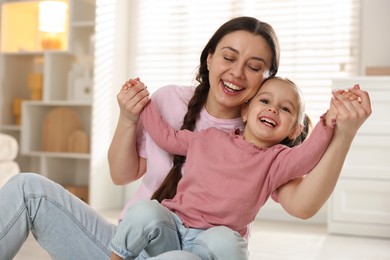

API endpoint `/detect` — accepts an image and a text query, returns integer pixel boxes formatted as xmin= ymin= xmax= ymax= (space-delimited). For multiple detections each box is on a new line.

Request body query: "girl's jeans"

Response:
xmin=0 ymin=173 xmax=205 ymax=260
xmin=111 ymin=200 xmax=249 ymax=260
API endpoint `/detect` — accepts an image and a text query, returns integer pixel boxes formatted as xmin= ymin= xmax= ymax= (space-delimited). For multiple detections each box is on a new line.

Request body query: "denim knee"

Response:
xmin=8 ymin=172 xmax=41 ymax=185
xmin=111 ymin=200 xmax=180 ymax=258
xmin=6 ymin=172 xmax=50 ymax=195
xmin=191 ymin=226 xmax=248 ymax=260
xmin=121 ymin=200 xmax=173 ymax=227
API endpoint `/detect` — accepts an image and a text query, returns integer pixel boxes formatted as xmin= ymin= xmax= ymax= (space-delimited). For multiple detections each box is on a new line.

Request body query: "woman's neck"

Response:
xmin=204 ymin=99 xmax=241 ymax=119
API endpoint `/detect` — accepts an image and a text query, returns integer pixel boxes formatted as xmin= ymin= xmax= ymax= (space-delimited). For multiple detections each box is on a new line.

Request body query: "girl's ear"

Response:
xmin=241 ymin=103 xmax=249 ymax=123
xmin=288 ymin=124 xmax=303 ymax=140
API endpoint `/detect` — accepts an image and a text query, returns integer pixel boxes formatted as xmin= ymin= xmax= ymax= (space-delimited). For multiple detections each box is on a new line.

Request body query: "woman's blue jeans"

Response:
xmin=111 ymin=200 xmax=249 ymax=260
xmin=0 ymin=173 xmax=209 ymax=259
xmin=0 ymin=173 xmax=117 ymax=259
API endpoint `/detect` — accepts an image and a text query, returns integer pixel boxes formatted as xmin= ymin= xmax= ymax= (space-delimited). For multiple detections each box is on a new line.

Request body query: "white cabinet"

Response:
xmin=328 ymin=76 xmax=390 ymax=238
xmin=0 ymin=0 xmax=101 ymax=206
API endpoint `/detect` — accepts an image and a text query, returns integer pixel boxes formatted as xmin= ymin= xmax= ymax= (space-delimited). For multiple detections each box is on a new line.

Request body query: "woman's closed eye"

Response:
xmin=224 ymin=55 xmax=235 ymax=62
xmin=247 ymin=62 xmax=264 ymax=72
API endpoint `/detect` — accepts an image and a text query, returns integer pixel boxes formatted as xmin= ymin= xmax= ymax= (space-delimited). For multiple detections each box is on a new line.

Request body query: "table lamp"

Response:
xmin=39 ymin=1 xmax=67 ymax=50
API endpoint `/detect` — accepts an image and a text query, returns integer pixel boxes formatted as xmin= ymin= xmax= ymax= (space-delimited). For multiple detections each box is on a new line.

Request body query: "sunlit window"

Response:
xmin=130 ymin=0 xmax=360 ymax=120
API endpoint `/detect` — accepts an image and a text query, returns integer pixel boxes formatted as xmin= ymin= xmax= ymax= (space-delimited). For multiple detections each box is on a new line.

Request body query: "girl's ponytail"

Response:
xmin=281 ymin=114 xmax=312 ymax=148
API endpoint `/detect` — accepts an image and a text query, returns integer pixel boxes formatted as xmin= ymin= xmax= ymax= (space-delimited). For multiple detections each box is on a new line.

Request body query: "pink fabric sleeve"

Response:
xmin=271 ymin=113 xmax=335 ymax=202
xmin=140 ymin=100 xmax=196 ymax=156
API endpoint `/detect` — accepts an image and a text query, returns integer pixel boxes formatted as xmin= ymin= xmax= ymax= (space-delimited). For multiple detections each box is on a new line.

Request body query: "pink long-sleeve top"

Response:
xmin=140 ymin=100 xmax=334 ymax=237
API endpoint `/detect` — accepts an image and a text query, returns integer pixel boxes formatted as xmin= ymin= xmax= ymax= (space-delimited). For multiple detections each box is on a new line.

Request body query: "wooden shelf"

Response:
xmin=0 ymin=0 xmax=97 ymax=205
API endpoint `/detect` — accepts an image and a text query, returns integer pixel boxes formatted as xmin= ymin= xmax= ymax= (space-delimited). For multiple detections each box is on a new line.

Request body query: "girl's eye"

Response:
xmin=260 ymin=99 xmax=269 ymax=104
xmin=281 ymin=106 xmax=291 ymax=113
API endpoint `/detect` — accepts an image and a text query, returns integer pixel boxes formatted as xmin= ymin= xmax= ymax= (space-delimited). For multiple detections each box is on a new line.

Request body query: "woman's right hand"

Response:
xmin=117 ymin=78 xmax=150 ymax=125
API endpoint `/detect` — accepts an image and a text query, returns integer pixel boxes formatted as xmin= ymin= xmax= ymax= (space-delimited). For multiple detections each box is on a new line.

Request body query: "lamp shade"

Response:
xmin=39 ymin=1 xmax=67 ymax=33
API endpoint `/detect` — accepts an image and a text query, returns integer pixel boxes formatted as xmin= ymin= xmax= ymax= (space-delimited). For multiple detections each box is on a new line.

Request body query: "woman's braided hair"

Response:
xmin=151 ymin=16 xmax=280 ymax=202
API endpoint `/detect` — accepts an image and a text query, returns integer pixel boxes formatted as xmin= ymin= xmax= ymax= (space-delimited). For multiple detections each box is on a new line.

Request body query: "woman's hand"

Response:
xmin=326 ymin=84 xmax=371 ymax=127
xmin=117 ymin=78 xmax=150 ymax=125
xmin=331 ymin=84 xmax=372 ymax=137
xmin=108 ymin=78 xmax=149 ymax=185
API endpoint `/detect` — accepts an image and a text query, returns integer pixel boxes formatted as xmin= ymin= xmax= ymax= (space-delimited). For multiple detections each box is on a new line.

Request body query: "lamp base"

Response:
xmin=41 ymin=33 xmax=62 ymax=50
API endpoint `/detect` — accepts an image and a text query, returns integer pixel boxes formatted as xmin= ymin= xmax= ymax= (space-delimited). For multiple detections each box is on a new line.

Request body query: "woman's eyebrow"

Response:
xmin=221 ymin=46 xmax=267 ymax=64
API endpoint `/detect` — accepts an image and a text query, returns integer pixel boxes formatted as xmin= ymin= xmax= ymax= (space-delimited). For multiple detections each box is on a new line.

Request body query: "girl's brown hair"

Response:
xmin=151 ymin=16 xmax=280 ymax=202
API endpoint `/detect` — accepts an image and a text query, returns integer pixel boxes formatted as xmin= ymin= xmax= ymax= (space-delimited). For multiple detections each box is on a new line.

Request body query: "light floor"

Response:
xmin=14 ymin=212 xmax=390 ymax=260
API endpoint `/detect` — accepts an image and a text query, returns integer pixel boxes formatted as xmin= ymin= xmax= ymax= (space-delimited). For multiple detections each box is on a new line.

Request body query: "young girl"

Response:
xmin=110 ymin=77 xmax=338 ymax=259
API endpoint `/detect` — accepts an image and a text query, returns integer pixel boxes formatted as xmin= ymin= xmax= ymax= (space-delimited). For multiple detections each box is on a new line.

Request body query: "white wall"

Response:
xmin=360 ymin=0 xmax=390 ymax=74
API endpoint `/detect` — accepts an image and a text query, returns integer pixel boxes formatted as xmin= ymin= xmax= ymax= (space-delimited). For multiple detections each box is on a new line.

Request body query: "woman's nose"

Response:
xmin=230 ymin=64 xmax=245 ymax=78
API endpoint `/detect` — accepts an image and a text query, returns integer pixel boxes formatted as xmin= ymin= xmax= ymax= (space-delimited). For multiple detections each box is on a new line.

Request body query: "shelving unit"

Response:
xmin=0 ymin=0 xmax=96 ymax=204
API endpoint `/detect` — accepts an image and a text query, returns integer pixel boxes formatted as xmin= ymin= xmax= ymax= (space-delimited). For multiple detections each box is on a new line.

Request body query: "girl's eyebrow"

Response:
xmin=258 ymin=91 xmax=297 ymax=110
xmin=221 ymin=46 xmax=267 ymax=64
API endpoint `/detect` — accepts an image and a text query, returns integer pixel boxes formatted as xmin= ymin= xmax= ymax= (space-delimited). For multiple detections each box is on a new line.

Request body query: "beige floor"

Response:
xmin=14 ymin=212 xmax=390 ymax=260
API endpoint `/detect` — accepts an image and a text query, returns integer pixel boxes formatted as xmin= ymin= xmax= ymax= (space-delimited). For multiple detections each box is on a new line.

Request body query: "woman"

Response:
xmin=0 ymin=17 xmax=371 ymax=259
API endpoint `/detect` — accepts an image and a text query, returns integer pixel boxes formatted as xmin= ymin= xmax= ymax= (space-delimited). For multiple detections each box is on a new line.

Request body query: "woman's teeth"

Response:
xmin=223 ymin=81 xmax=242 ymax=91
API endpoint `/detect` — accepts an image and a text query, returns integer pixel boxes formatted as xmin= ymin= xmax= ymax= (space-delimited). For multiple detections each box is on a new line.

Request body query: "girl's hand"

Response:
xmin=326 ymin=84 xmax=362 ymax=127
xmin=117 ymin=78 xmax=150 ymax=124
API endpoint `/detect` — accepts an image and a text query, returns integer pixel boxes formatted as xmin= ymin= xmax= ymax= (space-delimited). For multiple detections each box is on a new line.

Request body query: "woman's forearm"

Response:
xmin=277 ymin=86 xmax=371 ymax=219
xmin=277 ymin=131 xmax=353 ymax=219
xmin=108 ymin=79 xmax=149 ymax=185
xmin=108 ymin=116 xmax=146 ymax=185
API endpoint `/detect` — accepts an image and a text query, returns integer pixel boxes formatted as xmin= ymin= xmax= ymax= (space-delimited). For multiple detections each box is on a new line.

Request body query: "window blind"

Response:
xmin=130 ymin=0 xmax=360 ymax=120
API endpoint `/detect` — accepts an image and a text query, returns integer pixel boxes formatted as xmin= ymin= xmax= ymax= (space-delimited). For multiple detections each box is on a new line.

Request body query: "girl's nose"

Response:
xmin=268 ymin=107 xmax=278 ymax=114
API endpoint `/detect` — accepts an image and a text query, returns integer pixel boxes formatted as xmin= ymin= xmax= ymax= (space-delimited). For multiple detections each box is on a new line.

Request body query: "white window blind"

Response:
xmin=130 ymin=0 xmax=360 ymax=120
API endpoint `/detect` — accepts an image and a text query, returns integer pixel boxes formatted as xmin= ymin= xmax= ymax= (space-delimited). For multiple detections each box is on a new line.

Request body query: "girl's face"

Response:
xmin=241 ymin=78 xmax=303 ymax=148
xmin=206 ymin=30 xmax=273 ymax=119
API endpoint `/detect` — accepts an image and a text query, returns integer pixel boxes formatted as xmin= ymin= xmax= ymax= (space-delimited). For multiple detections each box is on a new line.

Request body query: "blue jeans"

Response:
xmin=0 ymin=173 xmax=206 ymax=260
xmin=111 ymin=200 xmax=249 ymax=260
xmin=0 ymin=173 xmax=117 ymax=259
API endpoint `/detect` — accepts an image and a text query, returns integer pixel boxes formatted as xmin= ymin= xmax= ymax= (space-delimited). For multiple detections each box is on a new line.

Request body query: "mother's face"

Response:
xmin=206 ymin=30 xmax=273 ymax=118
